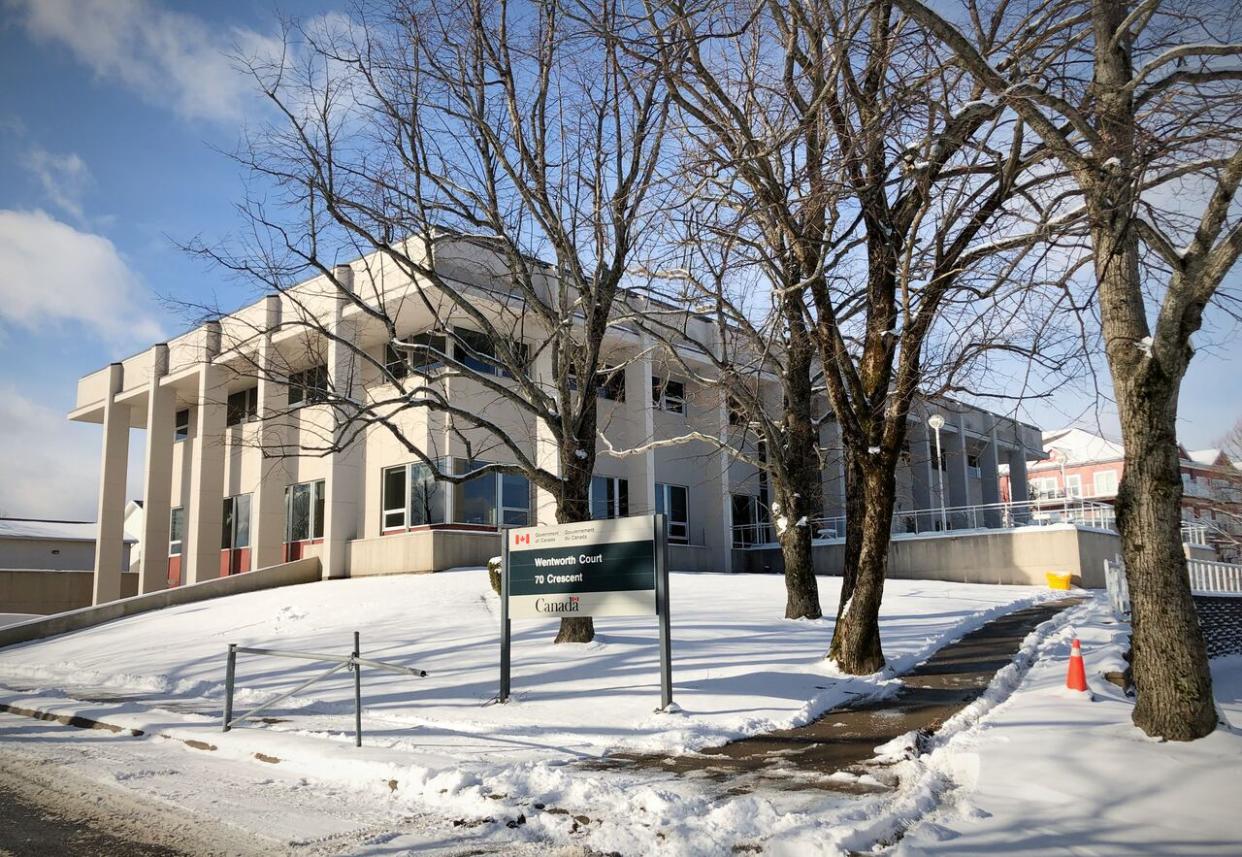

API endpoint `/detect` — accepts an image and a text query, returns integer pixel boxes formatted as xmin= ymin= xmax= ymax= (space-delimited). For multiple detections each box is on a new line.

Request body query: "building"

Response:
xmin=0 ymin=517 xmax=136 ymax=614
xmin=999 ymin=427 xmax=1242 ymax=560
xmin=70 ymin=238 xmax=1044 ymax=603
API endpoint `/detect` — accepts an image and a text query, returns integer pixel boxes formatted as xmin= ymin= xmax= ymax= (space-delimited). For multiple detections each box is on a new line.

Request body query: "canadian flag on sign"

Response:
xmin=514 ymin=533 xmax=530 ymax=545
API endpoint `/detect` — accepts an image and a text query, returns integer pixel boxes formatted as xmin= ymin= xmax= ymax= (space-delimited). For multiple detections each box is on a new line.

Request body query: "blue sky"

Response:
xmin=0 ymin=0 xmax=1238 ymax=520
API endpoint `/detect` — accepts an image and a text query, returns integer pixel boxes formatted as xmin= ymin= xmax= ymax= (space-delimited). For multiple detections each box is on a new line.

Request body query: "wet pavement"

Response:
xmin=595 ymin=598 xmax=1082 ymax=794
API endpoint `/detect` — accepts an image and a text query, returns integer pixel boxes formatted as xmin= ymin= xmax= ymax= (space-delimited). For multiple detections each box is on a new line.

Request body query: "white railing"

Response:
xmin=732 ymin=497 xmax=1117 ymax=548
xmin=1182 ymin=523 xmax=1210 ymax=545
xmin=1188 ymin=558 xmax=1242 ymax=594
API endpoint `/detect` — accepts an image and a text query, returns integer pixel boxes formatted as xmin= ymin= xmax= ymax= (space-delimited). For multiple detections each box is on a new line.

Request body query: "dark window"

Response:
xmin=656 ymin=483 xmax=689 ymax=544
xmin=409 ymin=463 xmax=446 ymax=526
xmin=454 ymin=458 xmax=497 ymax=526
xmin=288 ymin=365 xmax=329 ymax=406
xmin=590 ymin=476 xmax=629 ymax=520
xmin=384 ymin=343 xmax=409 ymax=381
xmin=226 ymin=387 xmax=258 ymax=426
xmin=382 ymin=465 xmax=408 ymax=530
xmin=221 ymin=494 xmax=251 ymax=549
xmin=285 ymin=480 xmax=325 ymax=542
xmin=408 ymin=332 xmax=447 ymax=372
xmin=569 ymin=364 xmax=626 ymax=401
xmin=727 ymin=396 xmax=745 ymax=426
xmin=453 ymin=328 xmax=498 ymax=375
xmin=652 ymin=377 xmax=686 ymax=414
xmin=174 ymin=409 xmax=189 ymax=441
xmin=169 ymin=507 xmax=184 ymax=555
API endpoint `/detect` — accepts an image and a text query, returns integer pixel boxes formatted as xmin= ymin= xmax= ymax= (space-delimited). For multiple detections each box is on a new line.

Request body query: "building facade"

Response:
xmin=71 ymin=239 xmax=1044 ymax=603
xmin=999 ymin=427 xmax=1242 ymax=560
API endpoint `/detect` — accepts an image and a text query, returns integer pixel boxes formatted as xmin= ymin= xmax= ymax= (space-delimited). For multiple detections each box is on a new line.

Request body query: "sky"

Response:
xmin=0 ymin=0 xmax=1239 ymax=521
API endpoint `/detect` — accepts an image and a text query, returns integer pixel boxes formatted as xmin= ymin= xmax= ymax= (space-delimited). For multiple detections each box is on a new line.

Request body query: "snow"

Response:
xmin=0 ymin=571 xmax=1064 ymax=855
xmin=1137 ymin=334 xmax=1154 ymax=357
xmin=2 ymin=578 xmax=1237 ymax=855
xmin=0 ymin=517 xmax=105 ymax=542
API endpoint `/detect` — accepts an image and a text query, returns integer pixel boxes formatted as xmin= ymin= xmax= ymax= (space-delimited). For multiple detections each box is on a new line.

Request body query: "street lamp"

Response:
xmin=928 ymin=414 xmax=948 ymax=531
xmin=1050 ymin=447 xmax=1070 ymax=521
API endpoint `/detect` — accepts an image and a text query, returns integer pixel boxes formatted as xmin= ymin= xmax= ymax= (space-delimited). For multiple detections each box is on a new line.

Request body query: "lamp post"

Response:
xmin=928 ymin=414 xmax=948 ymax=531
xmin=1050 ymin=447 xmax=1070 ymax=521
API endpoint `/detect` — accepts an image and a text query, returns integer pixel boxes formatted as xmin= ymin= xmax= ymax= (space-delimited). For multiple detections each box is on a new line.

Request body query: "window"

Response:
xmin=569 ymin=364 xmax=626 ymax=401
xmin=1066 ymin=474 xmax=1083 ymax=498
xmin=288 ymin=365 xmax=329 ymax=406
xmin=500 ymin=474 xmax=531 ymax=526
xmin=656 ymin=483 xmax=689 ymax=544
xmin=169 ymin=507 xmax=184 ymax=556
xmin=966 ymin=453 xmax=981 ymax=478
xmin=652 ymin=377 xmax=686 ymax=414
xmin=285 ymin=480 xmax=326 ymax=542
xmin=590 ymin=476 xmax=629 ymax=520
xmin=451 ymin=328 xmax=530 ymax=377
xmin=1032 ymin=476 xmax=1059 ymax=499
xmin=382 ymin=465 xmax=408 ymax=530
xmin=731 ymin=494 xmax=771 ymax=547
xmin=221 ymin=494 xmax=251 ymax=550
xmin=454 ymin=458 xmax=499 ymax=525
xmin=174 ymin=409 xmax=189 ymax=442
xmin=1094 ymin=469 xmax=1119 ymax=497
xmin=409 ymin=463 xmax=446 ymax=526
xmin=727 ymin=395 xmax=746 ymax=426
xmin=226 ymin=386 xmax=258 ymax=426
xmin=384 ymin=343 xmax=409 ymax=381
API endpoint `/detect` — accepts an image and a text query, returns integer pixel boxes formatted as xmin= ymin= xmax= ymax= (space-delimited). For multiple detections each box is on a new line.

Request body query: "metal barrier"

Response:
xmin=222 ymin=632 xmax=428 ymax=747
xmin=1104 ymin=555 xmax=1242 ymax=621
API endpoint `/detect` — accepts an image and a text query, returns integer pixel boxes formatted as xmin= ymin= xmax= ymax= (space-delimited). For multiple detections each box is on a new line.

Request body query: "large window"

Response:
xmin=288 ymin=365 xmax=329 ymax=406
xmin=655 ymin=482 xmax=689 ymax=544
xmin=285 ymin=479 xmax=326 ymax=542
xmin=383 ymin=343 xmax=410 ymax=381
xmin=221 ymin=494 xmax=252 ymax=550
xmin=1093 ymin=469 xmax=1119 ymax=497
xmin=174 ymin=409 xmax=189 ymax=442
xmin=1031 ymin=476 xmax=1059 ymax=499
xmin=590 ymin=476 xmax=629 ymax=520
xmin=1066 ymin=474 xmax=1083 ymax=498
xmin=652 ymin=377 xmax=686 ymax=414
xmin=569 ymin=364 xmax=626 ymax=401
xmin=169 ymin=507 xmax=185 ymax=556
xmin=226 ymin=386 xmax=258 ymax=426
xmin=731 ymin=494 xmax=771 ymax=547
xmin=381 ymin=459 xmax=527 ymax=530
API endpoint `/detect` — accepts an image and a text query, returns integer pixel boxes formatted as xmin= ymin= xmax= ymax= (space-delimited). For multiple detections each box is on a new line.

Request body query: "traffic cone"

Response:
xmin=1066 ymin=639 xmax=1088 ymax=692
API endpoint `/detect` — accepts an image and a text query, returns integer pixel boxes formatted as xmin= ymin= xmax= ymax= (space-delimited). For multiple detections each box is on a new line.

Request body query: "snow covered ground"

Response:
xmin=0 ymin=570 xmax=1238 ymax=855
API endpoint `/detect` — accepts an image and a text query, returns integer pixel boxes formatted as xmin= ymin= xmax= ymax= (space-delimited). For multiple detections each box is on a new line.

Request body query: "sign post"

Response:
xmin=499 ymin=514 xmax=672 ymax=710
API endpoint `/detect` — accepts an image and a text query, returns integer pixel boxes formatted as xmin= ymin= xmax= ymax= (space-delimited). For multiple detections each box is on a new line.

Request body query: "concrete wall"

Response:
xmin=347 ymin=529 xmax=501 ymax=576
xmin=0 ymin=558 xmax=320 ymax=649
xmin=0 ymin=570 xmax=139 ymax=615
xmin=733 ymin=525 xmax=1121 ymax=589
xmin=0 ymin=538 xmax=99 ymax=572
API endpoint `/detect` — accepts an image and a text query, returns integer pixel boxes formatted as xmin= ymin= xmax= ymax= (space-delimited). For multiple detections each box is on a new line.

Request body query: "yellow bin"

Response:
xmin=1046 ymin=572 xmax=1072 ymax=590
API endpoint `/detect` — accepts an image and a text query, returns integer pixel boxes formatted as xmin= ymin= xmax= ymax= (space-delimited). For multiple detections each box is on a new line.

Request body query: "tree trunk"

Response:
xmin=776 ymin=459 xmax=823 ymax=620
xmin=829 ymin=459 xmax=895 ymax=673
xmin=1113 ymin=360 xmax=1216 ymax=740
xmin=554 ymin=430 xmax=596 ymax=644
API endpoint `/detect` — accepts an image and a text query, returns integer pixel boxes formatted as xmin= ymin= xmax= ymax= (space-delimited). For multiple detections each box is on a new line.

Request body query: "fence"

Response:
xmin=222 ymin=632 xmax=427 ymax=747
xmin=1104 ymin=555 xmax=1242 ymax=619
xmin=733 ymin=497 xmax=1118 ymax=548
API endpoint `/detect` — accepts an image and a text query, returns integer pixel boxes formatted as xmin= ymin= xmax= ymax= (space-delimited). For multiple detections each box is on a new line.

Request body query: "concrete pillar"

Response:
xmin=908 ymin=419 xmax=934 ymax=533
xmin=138 ymin=345 xmax=174 ymax=594
xmin=982 ymin=424 xmax=1002 ymax=528
xmin=532 ymin=343 xmax=560 ymax=525
xmin=252 ymin=296 xmax=287 ymax=569
xmin=946 ymin=416 xmax=970 ymax=529
xmin=92 ymin=363 xmax=129 ymax=604
xmin=624 ymin=340 xmax=657 ymax=515
xmin=715 ymin=399 xmax=734 ymax=573
xmin=186 ymin=326 xmax=227 ymax=585
xmin=1007 ymin=434 xmax=1031 ymax=524
xmin=323 ymin=264 xmax=360 ymax=578
xmin=822 ymin=419 xmax=847 ymax=520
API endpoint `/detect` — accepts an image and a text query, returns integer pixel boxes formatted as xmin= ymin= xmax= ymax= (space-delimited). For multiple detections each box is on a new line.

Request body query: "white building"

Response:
xmin=70 ymin=238 xmax=1042 ymax=603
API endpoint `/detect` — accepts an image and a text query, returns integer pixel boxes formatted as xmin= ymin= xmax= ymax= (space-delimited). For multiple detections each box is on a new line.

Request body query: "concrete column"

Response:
xmin=1007 ymin=434 xmax=1031 ymax=524
xmin=714 ymin=400 xmax=734 ymax=573
xmin=624 ymin=340 xmax=657 ymax=515
xmin=92 ymin=363 xmax=129 ymax=604
xmin=822 ymin=419 xmax=847 ymax=520
xmin=908 ymin=420 xmax=934 ymax=533
xmin=532 ymin=343 xmax=560 ymax=525
xmin=252 ymin=296 xmax=287 ymax=569
xmin=981 ymin=424 xmax=1002 ymax=528
xmin=945 ymin=416 xmax=970 ymax=529
xmin=323 ymin=265 xmax=360 ymax=579
xmin=186 ymin=327 xmax=227 ymax=585
xmin=138 ymin=345 xmax=174 ymax=594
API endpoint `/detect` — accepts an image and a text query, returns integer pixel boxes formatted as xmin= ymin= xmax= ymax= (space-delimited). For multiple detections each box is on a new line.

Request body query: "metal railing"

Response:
xmin=222 ymin=632 xmax=427 ymax=747
xmin=1105 ymin=555 xmax=1242 ymax=620
xmin=732 ymin=498 xmax=1118 ymax=548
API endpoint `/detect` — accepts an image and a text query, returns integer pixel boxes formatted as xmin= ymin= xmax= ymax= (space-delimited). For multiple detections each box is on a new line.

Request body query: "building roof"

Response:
xmin=1040 ymin=427 xmax=1126 ymax=466
xmin=1186 ymin=448 xmax=1227 ymax=467
xmin=0 ymin=518 xmax=134 ymax=543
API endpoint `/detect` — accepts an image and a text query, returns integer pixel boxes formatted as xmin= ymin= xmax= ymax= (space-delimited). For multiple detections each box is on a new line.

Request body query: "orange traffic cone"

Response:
xmin=1066 ymin=639 xmax=1088 ymax=692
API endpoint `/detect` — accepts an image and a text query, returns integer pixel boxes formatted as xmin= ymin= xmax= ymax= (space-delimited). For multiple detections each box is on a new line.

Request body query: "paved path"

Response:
xmin=598 ymin=598 xmax=1082 ymax=793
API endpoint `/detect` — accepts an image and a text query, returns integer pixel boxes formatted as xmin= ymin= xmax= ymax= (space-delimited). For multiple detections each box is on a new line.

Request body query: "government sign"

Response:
xmin=498 ymin=514 xmax=673 ymax=710
xmin=505 ymin=515 xmax=658 ymax=618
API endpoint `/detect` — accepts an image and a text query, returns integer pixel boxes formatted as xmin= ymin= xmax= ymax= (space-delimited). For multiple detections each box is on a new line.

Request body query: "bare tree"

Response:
xmin=640 ymin=0 xmax=1076 ymax=670
xmin=1220 ymin=417 xmax=1242 ymax=463
xmin=195 ymin=0 xmax=670 ymax=644
xmin=895 ymin=0 xmax=1242 ymax=739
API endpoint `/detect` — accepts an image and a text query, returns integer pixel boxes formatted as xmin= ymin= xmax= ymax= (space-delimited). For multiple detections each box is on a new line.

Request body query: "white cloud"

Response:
xmin=20 ymin=147 xmax=93 ymax=222
xmin=8 ymin=0 xmax=281 ymax=123
xmin=0 ymin=384 xmax=146 ymax=520
xmin=0 ymin=209 xmax=164 ymax=345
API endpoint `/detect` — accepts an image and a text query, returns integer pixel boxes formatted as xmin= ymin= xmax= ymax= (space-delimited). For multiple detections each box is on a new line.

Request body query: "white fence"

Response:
xmin=1104 ymin=555 xmax=1242 ymax=619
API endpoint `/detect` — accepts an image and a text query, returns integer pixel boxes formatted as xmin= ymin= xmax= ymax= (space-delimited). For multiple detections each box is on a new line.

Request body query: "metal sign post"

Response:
xmin=498 ymin=513 xmax=673 ymax=710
